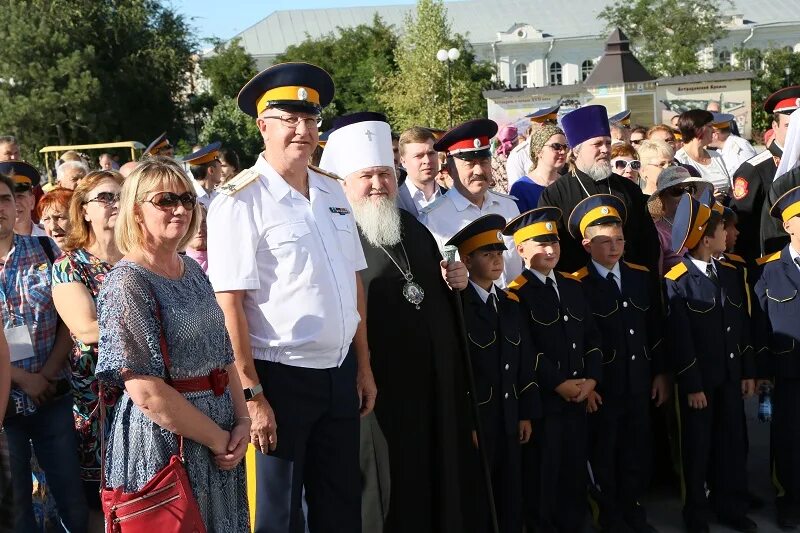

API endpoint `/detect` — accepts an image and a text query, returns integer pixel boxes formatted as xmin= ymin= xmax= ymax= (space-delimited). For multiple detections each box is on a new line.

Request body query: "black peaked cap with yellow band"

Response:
xmin=711 ymin=112 xmax=735 ymax=130
xmin=237 ymin=62 xmax=335 ymax=118
xmin=182 ymin=141 xmax=221 ymax=167
xmin=503 ymin=207 xmax=562 ymax=245
xmin=525 ymin=104 xmax=560 ymax=124
xmin=0 ymin=160 xmax=40 ymax=191
xmin=671 ymin=189 xmax=717 ymax=253
xmin=434 ymin=118 xmax=498 ymax=160
xmin=567 ymin=194 xmax=627 ymax=240
xmin=771 ymin=185 xmax=800 ymax=222
xmin=445 ymin=214 xmax=508 ymax=257
xmin=609 ymin=109 xmax=631 ymax=127
xmin=144 ymin=132 xmax=171 ymax=157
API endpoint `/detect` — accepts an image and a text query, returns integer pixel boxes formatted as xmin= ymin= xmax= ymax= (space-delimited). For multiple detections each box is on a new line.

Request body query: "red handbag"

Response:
xmin=99 ymin=302 xmax=206 ymax=533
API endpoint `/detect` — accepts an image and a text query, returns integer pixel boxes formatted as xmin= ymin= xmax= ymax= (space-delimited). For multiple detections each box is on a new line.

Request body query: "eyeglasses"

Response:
xmin=613 ymin=159 xmax=641 ymax=171
xmin=647 ymin=161 xmax=676 ymax=169
xmin=143 ymin=191 xmax=197 ymax=211
xmin=544 ymin=143 xmax=569 ymax=152
xmin=261 ymin=114 xmax=322 ymax=130
xmin=84 ymin=192 xmax=120 ymax=206
xmin=666 ymin=184 xmax=697 ymax=197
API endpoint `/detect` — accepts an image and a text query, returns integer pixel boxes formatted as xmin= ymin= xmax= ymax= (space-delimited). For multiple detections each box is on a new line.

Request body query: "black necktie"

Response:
xmin=794 ymin=257 xmax=800 ymax=270
xmin=488 ymin=293 xmax=498 ymax=314
xmin=606 ymin=271 xmax=622 ymax=298
xmin=545 ymin=276 xmax=559 ymax=301
xmin=706 ymin=262 xmax=719 ymax=285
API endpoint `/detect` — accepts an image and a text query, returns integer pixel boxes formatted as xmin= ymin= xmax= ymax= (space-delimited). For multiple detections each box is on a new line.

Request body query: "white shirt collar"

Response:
xmin=448 ymin=186 xmax=497 ymax=212
xmin=688 ymin=255 xmax=716 ymax=278
xmin=469 ymin=280 xmax=497 ymax=304
xmin=789 ymin=245 xmax=800 ymax=268
xmin=591 ymin=260 xmax=621 ymax=286
xmin=528 ymin=268 xmax=558 ymax=287
xmin=404 ymin=178 xmax=440 ymax=203
xmin=256 ymin=154 xmax=330 ymax=202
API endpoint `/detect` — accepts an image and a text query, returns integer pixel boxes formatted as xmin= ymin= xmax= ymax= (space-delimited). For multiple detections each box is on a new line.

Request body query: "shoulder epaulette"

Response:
xmin=419 ymin=195 xmax=448 ymax=215
xmin=571 ymin=267 xmax=589 ymax=280
xmin=744 ymin=149 xmax=772 ymax=166
xmin=623 ymin=261 xmax=649 ymax=272
xmin=724 ymin=253 xmax=746 ymax=264
xmin=218 ymin=168 xmax=260 ymax=196
xmin=504 ymin=290 xmax=520 ymax=302
xmin=308 ymin=164 xmax=342 ymax=181
xmin=665 ymin=262 xmax=688 ymax=281
xmin=507 ymin=274 xmax=528 ymax=291
xmin=558 ymin=270 xmax=581 ymax=282
xmin=756 ymin=251 xmax=781 ymax=266
xmin=718 ymin=260 xmax=736 ymax=270
xmin=488 ymin=189 xmax=519 ymax=202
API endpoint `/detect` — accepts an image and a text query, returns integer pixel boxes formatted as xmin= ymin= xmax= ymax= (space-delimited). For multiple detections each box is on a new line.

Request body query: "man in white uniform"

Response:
xmin=710 ymin=112 xmax=757 ymax=176
xmin=422 ymin=118 xmax=522 ymax=287
xmin=208 ymin=62 xmax=375 ymax=533
xmin=183 ymin=141 xmax=222 ymax=209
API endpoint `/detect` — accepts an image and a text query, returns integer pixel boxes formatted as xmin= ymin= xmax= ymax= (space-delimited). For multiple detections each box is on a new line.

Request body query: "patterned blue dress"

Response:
xmin=95 ymin=257 xmax=249 ymax=532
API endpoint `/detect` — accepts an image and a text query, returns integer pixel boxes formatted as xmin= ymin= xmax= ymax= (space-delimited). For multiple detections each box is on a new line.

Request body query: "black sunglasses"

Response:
xmin=544 ymin=143 xmax=569 ymax=152
xmin=84 ymin=192 xmax=120 ymax=206
xmin=143 ymin=191 xmax=197 ymax=211
xmin=666 ymin=184 xmax=697 ymax=197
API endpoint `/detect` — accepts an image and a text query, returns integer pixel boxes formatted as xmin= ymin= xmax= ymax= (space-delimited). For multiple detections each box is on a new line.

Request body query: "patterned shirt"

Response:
xmin=1 ymin=234 xmax=63 ymax=416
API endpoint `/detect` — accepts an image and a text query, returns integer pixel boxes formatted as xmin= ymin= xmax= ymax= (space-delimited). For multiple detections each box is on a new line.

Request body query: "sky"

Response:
xmin=171 ymin=0 xmax=417 ymax=44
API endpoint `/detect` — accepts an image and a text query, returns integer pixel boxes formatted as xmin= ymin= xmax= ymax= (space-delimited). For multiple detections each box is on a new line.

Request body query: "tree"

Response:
xmin=378 ymin=0 xmax=495 ymax=131
xmin=735 ymin=47 xmax=800 ymax=136
xmin=199 ymin=97 xmax=263 ymax=168
xmin=0 ymin=0 xmax=195 ymax=162
xmin=276 ymin=15 xmax=398 ymax=122
xmin=600 ymin=0 xmax=731 ymax=77
xmin=201 ymin=38 xmax=257 ymax=101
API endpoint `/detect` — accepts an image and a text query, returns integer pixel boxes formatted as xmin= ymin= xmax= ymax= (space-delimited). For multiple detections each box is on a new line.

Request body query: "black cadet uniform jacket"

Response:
xmin=462 ymin=283 xmax=541 ymax=435
xmin=573 ymin=261 xmax=665 ymax=396
xmin=508 ymin=269 xmax=602 ymax=414
xmin=753 ymin=246 xmax=800 ymax=379
xmin=665 ymin=258 xmax=755 ymax=394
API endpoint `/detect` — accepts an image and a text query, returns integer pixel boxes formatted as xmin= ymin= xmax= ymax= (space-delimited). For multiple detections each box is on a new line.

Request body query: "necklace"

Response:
xmin=378 ymin=241 xmax=424 ymax=309
xmin=574 ymin=169 xmax=612 ymax=198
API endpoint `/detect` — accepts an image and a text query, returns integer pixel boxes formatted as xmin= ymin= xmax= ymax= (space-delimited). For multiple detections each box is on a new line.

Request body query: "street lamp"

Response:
xmin=785 ymin=66 xmax=792 ymax=87
xmin=437 ymin=47 xmax=460 ymax=127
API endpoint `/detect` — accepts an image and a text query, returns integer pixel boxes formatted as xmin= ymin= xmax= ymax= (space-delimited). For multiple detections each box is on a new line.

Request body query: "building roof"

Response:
xmin=583 ymin=28 xmax=654 ymax=86
xmin=232 ymin=0 xmax=800 ymax=59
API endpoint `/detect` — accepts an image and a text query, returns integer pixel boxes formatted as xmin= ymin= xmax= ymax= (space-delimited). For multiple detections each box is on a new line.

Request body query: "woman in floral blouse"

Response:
xmin=51 ymin=170 xmax=123 ymax=528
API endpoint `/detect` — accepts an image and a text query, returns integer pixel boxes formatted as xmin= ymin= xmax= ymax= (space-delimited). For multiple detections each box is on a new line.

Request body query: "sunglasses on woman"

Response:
xmin=666 ymin=184 xmax=698 ymax=197
xmin=613 ymin=159 xmax=641 ymax=171
xmin=143 ymin=192 xmax=197 ymax=211
xmin=84 ymin=192 xmax=120 ymax=206
xmin=544 ymin=143 xmax=569 ymax=152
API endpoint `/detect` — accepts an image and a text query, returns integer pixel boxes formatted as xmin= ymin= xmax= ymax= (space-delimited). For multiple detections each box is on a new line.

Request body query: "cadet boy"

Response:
xmin=665 ymin=192 xmax=756 ymax=533
xmin=505 ymin=207 xmax=602 ymax=533
xmin=568 ymin=194 xmax=667 ymax=533
xmin=446 ymin=214 xmax=538 ymax=533
xmin=754 ymin=181 xmax=800 ymax=529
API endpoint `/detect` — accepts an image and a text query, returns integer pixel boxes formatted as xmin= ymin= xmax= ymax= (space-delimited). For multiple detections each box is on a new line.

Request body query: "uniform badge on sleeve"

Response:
xmin=329 ymin=206 xmax=350 ymax=215
xmin=732 ymin=177 xmax=749 ymax=200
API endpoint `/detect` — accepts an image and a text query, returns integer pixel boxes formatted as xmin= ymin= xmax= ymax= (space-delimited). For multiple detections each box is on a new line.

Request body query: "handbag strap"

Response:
xmin=99 ymin=266 xmax=185 ymax=492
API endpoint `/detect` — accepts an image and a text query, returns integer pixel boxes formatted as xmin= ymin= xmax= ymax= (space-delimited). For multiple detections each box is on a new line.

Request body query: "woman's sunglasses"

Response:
xmin=143 ymin=192 xmax=197 ymax=211
xmin=613 ymin=159 xmax=641 ymax=171
xmin=666 ymin=184 xmax=698 ymax=197
xmin=84 ymin=192 xmax=120 ymax=206
xmin=544 ymin=143 xmax=569 ymax=152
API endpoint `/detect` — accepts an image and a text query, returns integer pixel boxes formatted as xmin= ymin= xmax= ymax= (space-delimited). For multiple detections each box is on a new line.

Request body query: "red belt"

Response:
xmin=170 ymin=368 xmax=229 ymax=396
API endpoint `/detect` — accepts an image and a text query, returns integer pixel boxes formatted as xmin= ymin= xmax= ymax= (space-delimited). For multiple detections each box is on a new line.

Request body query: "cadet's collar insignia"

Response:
xmin=473 ymin=138 xmax=481 ymax=148
xmin=329 ymin=206 xmax=350 ymax=215
xmin=297 ymin=87 xmax=308 ymax=100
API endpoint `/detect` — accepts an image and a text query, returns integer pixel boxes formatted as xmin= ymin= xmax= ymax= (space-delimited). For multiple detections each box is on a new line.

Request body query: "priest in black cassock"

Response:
xmin=319 ymin=112 xmax=479 ymax=533
xmin=538 ymin=105 xmax=660 ymax=274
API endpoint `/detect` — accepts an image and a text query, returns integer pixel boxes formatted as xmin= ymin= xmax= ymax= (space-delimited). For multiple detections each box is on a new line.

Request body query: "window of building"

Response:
xmin=716 ymin=49 xmax=731 ymax=68
xmin=549 ymin=61 xmax=562 ymax=86
xmin=581 ymin=59 xmax=594 ymax=81
xmin=514 ymin=63 xmax=529 ymax=88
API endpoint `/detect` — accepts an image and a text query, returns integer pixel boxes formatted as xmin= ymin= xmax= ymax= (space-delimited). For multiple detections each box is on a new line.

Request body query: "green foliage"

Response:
xmin=276 ymin=14 xmax=398 ymax=123
xmin=600 ymin=0 xmax=730 ymax=77
xmin=378 ymin=0 xmax=495 ymax=131
xmin=199 ymin=97 xmax=262 ymax=168
xmin=201 ymin=38 xmax=257 ymax=101
xmin=0 ymin=0 xmax=195 ymax=163
xmin=735 ymin=47 xmax=800 ymax=135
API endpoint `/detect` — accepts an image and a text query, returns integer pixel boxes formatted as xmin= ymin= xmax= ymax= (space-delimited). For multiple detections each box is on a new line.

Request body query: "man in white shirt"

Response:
xmin=506 ymin=105 xmax=560 ymax=188
xmin=208 ymin=62 xmax=374 ymax=533
xmin=395 ymin=126 xmax=443 ymax=220
xmin=710 ymin=113 xmax=757 ymax=177
xmin=183 ymin=141 xmax=222 ymax=209
xmin=422 ymin=118 xmax=522 ymax=287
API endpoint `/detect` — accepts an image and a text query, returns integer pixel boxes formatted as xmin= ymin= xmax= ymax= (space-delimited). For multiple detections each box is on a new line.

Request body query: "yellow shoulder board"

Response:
xmin=571 ymin=267 xmax=589 ymax=280
xmin=308 ymin=164 xmax=343 ymax=181
xmin=725 ymin=253 xmax=746 ymax=264
xmin=623 ymin=261 xmax=649 ymax=272
xmin=504 ymin=290 xmax=520 ymax=302
xmin=718 ymin=260 xmax=736 ymax=270
xmin=665 ymin=262 xmax=688 ymax=281
xmin=507 ymin=274 xmax=528 ymax=291
xmin=558 ymin=270 xmax=581 ymax=282
xmin=756 ymin=251 xmax=781 ymax=266
xmin=218 ymin=168 xmax=260 ymax=196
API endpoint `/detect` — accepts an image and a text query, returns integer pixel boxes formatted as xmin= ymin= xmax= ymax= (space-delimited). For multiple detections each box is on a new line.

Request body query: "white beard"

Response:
xmin=351 ymin=194 xmax=402 ymax=248
xmin=581 ymin=159 xmax=613 ymax=182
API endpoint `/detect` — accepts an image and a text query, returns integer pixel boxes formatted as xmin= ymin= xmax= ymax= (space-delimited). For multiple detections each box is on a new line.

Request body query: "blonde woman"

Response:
xmin=95 ymin=157 xmax=249 ymax=531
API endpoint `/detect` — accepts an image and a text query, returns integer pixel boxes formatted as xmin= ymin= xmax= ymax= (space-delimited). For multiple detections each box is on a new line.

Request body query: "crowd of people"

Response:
xmin=0 ymin=60 xmax=800 ymax=533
